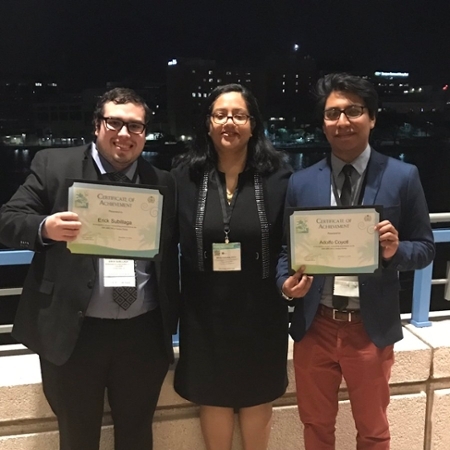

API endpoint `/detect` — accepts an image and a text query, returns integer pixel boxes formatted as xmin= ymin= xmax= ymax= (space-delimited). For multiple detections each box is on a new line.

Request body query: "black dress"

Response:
xmin=173 ymin=165 xmax=291 ymax=408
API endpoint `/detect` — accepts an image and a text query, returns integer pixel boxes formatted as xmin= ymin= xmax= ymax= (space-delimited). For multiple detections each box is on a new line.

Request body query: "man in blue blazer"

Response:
xmin=277 ymin=73 xmax=435 ymax=449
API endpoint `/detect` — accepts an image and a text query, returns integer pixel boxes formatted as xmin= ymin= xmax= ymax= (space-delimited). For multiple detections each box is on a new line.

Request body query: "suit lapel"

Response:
xmin=363 ymin=149 xmax=386 ymax=205
xmin=317 ymin=158 xmax=331 ymax=206
xmin=137 ymin=157 xmax=157 ymax=185
xmin=81 ymin=145 xmax=99 ymax=181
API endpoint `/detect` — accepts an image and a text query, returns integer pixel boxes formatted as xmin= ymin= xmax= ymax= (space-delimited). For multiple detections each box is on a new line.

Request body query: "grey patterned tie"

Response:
xmin=105 ymin=171 xmax=131 ymax=183
xmin=332 ymin=164 xmax=354 ymax=311
xmin=105 ymin=171 xmax=137 ymax=310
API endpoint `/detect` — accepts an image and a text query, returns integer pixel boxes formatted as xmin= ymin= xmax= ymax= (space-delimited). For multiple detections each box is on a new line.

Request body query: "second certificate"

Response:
xmin=289 ymin=207 xmax=381 ymax=275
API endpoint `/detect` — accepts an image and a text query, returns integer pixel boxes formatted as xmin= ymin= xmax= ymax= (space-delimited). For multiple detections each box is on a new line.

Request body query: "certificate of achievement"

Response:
xmin=288 ymin=207 xmax=381 ymax=275
xmin=67 ymin=180 xmax=164 ymax=259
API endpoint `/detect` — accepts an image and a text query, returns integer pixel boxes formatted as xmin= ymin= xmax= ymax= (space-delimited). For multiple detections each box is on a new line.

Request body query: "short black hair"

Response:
xmin=314 ymin=73 xmax=378 ymax=120
xmin=173 ymin=83 xmax=283 ymax=178
xmin=93 ymin=87 xmax=152 ymax=130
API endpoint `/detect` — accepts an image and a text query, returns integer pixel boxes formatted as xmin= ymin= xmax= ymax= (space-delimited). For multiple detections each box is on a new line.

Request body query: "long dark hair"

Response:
xmin=173 ymin=84 xmax=283 ymax=179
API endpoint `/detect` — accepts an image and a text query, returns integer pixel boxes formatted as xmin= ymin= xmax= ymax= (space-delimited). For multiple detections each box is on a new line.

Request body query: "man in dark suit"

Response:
xmin=0 ymin=88 xmax=179 ymax=450
xmin=276 ymin=74 xmax=435 ymax=449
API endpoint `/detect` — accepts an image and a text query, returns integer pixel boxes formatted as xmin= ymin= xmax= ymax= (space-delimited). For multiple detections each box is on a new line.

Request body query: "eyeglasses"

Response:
xmin=102 ymin=116 xmax=147 ymax=135
xmin=209 ymin=112 xmax=252 ymax=125
xmin=323 ymin=105 xmax=366 ymax=121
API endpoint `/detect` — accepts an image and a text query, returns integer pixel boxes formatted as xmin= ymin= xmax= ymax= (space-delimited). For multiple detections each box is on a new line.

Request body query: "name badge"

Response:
xmin=103 ymin=259 xmax=136 ymax=287
xmin=334 ymin=276 xmax=359 ymax=297
xmin=212 ymin=243 xmax=242 ymax=271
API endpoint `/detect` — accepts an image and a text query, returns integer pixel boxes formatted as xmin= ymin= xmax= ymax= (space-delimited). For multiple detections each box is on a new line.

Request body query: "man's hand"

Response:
xmin=42 ymin=212 xmax=82 ymax=242
xmin=282 ymin=266 xmax=313 ymax=299
xmin=375 ymin=220 xmax=399 ymax=260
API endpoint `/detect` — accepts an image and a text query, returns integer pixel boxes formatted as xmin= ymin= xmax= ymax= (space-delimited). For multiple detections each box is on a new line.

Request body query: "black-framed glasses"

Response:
xmin=209 ymin=112 xmax=253 ymax=125
xmin=323 ymin=105 xmax=366 ymax=121
xmin=102 ymin=116 xmax=147 ymax=135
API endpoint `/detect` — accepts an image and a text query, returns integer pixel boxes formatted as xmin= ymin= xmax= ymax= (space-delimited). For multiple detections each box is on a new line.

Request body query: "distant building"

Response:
xmin=371 ymin=71 xmax=411 ymax=97
xmin=166 ymin=57 xmax=265 ymax=138
xmin=264 ymin=45 xmax=318 ymax=127
xmin=366 ymin=72 xmax=450 ymax=114
xmin=0 ymin=79 xmax=59 ymax=136
xmin=1 ymin=81 xmax=169 ymax=146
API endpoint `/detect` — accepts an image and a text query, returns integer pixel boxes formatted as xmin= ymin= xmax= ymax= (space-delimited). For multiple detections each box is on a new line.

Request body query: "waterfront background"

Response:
xmin=0 ymin=140 xmax=449 ymax=343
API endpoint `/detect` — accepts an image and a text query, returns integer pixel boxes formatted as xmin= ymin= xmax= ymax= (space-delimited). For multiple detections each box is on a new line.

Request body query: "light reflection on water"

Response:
xmin=141 ymin=151 xmax=159 ymax=162
xmin=1 ymin=143 xmax=449 ymax=214
xmin=13 ymin=148 xmax=30 ymax=164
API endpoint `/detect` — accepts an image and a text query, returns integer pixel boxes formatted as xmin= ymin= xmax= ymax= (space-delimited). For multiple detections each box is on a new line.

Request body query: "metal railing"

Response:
xmin=411 ymin=213 xmax=450 ymax=327
xmin=0 ymin=213 xmax=449 ymax=344
xmin=0 ymin=251 xmax=33 ymax=355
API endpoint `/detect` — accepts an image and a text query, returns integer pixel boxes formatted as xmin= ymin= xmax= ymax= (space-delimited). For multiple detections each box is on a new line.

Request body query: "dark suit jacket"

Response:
xmin=276 ymin=149 xmax=435 ymax=348
xmin=0 ymin=145 xmax=179 ymax=365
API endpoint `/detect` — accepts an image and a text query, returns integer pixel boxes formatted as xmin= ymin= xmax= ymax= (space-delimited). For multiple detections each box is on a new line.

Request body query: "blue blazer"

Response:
xmin=276 ymin=149 xmax=435 ymax=348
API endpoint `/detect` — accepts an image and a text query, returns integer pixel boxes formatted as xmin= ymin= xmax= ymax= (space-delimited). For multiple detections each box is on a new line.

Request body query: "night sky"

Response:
xmin=1 ymin=0 xmax=450 ymax=85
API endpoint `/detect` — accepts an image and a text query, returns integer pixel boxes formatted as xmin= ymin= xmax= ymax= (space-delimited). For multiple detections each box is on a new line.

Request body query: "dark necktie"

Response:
xmin=105 ymin=171 xmax=137 ymax=310
xmin=105 ymin=171 xmax=131 ymax=183
xmin=332 ymin=164 xmax=354 ymax=311
xmin=340 ymin=164 xmax=353 ymax=206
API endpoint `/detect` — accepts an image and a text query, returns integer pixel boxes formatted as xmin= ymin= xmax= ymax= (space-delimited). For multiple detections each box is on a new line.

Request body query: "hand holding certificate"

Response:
xmin=66 ymin=180 xmax=164 ymax=259
xmin=288 ymin=206 xmax=381 ymax=275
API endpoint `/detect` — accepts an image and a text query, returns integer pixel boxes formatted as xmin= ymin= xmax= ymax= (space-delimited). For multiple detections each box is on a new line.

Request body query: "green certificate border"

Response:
xmin=66 ymin=179 xmax=164 ymax=260
xmin=287 ymin=206 xmax=383 ymax=275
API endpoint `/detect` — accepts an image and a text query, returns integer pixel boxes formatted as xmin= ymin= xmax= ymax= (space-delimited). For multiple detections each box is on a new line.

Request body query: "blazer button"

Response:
xmin=87 ymin=280 xmax=94 ymax=289
xmin=77 ymin=311 xmax=84 ymax=318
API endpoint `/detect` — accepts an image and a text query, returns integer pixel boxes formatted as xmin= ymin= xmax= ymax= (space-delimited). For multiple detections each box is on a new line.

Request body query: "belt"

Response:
xmin=318 ymin=304 xmax=362 ymax=323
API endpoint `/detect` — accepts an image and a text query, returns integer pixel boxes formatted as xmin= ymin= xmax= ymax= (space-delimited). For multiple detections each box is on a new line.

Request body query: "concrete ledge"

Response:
xmin=391 ymin=326 xmax=432 ymax=384
xmin=0 ymin=354 xmax=54 ymax=422
xmin=0 ymin=320 xmax=449 ymax=449
xmin=429 ymin=388 xmax=450 ymax=450
xmin=405 ymin=318 xmax=450 ymax=379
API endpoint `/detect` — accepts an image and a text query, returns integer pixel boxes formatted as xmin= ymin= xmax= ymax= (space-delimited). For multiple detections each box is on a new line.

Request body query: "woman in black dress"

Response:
xmin=172 ymin=84 xmax=291 ymax=450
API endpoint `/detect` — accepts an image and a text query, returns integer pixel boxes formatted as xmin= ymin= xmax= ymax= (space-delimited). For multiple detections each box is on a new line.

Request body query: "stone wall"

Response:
xmin=1 ymin=317 xmax=450 ymax=449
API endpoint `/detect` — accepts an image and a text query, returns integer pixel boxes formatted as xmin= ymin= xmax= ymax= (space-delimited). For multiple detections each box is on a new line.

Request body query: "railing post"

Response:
xmin=410 ymin=262 xmax=433 ymax=327
xmin=445 ymin=262 xmax=450 ymax=301
xmin=409 ymin=227 xmax=450 ymax=328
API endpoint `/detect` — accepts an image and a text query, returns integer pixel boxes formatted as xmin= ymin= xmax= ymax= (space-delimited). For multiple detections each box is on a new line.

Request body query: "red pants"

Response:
xmin=294 ymin=312 xmax=394 ymax=450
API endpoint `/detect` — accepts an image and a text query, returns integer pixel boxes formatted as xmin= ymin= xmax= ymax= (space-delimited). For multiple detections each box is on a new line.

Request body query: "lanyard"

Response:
xmin=214 ymin=171 xmax=239 ymax=243
xmin=195 ymin=170 xmax=270 ymax=278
